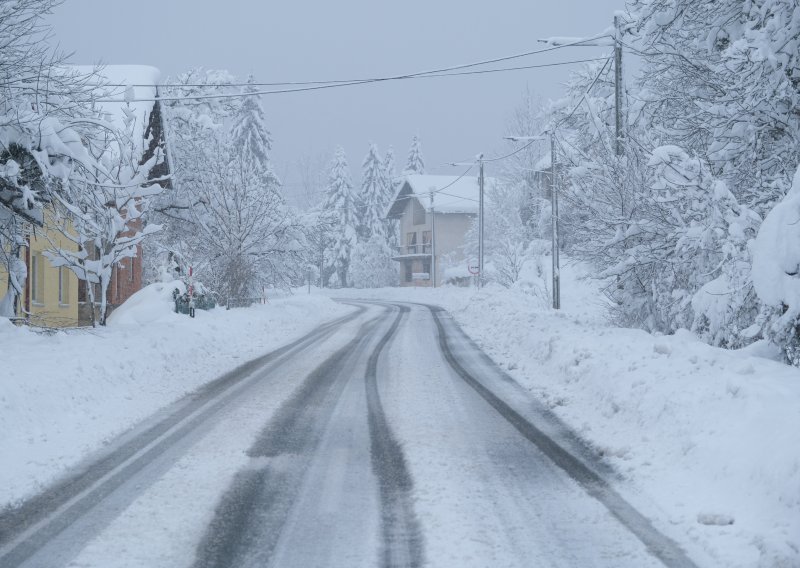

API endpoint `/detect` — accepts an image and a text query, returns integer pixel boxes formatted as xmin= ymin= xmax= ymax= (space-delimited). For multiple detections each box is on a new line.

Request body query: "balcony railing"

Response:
xmin=394 ymin=243 xmax=432 ymax=256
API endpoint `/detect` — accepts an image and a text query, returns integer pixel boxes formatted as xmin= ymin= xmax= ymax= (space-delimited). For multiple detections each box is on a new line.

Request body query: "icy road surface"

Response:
xmin=0 ymin=301 xmax=698 ymax=568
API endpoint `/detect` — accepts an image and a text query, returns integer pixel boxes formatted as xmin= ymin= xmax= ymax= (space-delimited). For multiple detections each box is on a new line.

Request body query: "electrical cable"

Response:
xmin=86 ymin=57 xmax=610 ymax=89
xmin=85 ymin=39 xmax=614 ymax=102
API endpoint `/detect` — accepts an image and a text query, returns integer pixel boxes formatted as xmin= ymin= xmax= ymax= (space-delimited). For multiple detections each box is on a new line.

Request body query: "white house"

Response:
xmin=385 ymin=174 xmax=495 ymax=287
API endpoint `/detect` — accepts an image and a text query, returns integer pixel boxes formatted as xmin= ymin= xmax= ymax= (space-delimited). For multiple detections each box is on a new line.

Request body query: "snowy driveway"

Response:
xmin=0 ymin=301 xmax=698 ymax=568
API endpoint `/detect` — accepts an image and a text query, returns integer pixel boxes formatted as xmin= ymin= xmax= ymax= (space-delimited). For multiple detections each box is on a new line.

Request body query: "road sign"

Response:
xmin=467 ymin=258 xmax=480 ymax=275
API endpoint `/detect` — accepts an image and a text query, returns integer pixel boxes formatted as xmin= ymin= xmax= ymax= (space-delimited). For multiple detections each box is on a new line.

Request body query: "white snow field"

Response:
xmin=330 ymin=261 xmax=800 ymax=568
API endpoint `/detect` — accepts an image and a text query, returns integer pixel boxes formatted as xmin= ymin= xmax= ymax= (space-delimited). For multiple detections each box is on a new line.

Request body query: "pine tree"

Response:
xmin=404 ymin=134 xmax=425 ymax=174
xmin=382 ymin=146 xmax=398 ymax=204
xmin=358 ymin=143 xmax=387 ymax=241
xmin=382 ymin=146 xmax=399 ymax=246
xmin=229 ymin=74 xmax=280 ymax=189
xmin=322 ymin=147 xmax=358 ymax=287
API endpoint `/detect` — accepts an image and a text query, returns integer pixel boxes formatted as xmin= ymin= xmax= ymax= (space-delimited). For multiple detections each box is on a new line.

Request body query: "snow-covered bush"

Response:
xmin=752 ymin=167 xmax=800 ymax=364
xmin=349 ymin=236 xmax=398 ymax=289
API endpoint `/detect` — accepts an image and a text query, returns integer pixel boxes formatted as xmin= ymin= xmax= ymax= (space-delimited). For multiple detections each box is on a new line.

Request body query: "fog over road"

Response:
xmin=0 ymin=301 xmax=697 ymax=568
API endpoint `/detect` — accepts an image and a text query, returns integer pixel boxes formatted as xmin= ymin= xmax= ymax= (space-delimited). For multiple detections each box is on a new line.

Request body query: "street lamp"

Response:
xmin=504 ymin=134 xmax=560 ymax=309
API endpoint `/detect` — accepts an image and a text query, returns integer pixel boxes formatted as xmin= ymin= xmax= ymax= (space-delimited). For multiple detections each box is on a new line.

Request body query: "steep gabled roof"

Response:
xmin=385 ymin=174 xmax=496 ymax=218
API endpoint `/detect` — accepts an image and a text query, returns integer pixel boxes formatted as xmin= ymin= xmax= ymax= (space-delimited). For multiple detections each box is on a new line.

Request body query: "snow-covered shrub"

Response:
xmin=752 ymin=167 xmax=800 ymax=364
xmin=587 ymin=146 xmax=759 ymax=345
xmin=349 ymin=236 xmax=398 ymax=289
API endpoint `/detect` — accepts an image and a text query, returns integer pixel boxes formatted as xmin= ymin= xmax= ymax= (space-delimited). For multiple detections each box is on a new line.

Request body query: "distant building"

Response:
xmin=385 ymin=174 xmax=495 ymax=287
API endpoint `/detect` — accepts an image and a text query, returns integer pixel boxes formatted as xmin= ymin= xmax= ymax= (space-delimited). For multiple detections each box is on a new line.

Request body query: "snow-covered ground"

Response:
xmin=329 ymin=262 xmax=800 ymax=568
xmin=3 ymin=265 xmax=798 ymax=567
xmin=0 ymin=280 xmax=351 ymax=509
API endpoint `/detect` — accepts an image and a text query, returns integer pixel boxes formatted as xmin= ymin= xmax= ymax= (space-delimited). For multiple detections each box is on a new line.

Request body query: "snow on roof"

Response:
xmin=387 ymin=174 xmax=497 ymax=217
xmin=74 ymin=65 xmax=161 ymax=154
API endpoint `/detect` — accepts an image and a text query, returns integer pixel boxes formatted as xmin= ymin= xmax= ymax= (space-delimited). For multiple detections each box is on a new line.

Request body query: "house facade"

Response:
xmin=386 ymin=174 xmax=494 ymax=287
xmin=0 ymin=210 xmax=80 ymax=327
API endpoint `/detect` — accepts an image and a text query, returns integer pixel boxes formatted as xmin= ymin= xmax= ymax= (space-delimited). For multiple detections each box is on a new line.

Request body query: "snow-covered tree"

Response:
xmin=464 ymin=180 xmax=531 ymax=288
xmin=321 ymin=147 xmax=357 ymax=287
xmin=382 ymin=146 xmax=398 ymax=202
xmin=404 ymin=135 xmax=425 ymax=174
xmin=501 ymin=87 xmax=548 ymax=241
xmin=596 ymin=146 xmax=759 ymax=341
xmin=229 ymin=75 xmax=280 ymax=190
xmin=752 ymin=166 xmax=800 ymax=364
xmin=0 ymin=0 xmax=105 ymax=317
xmin=358 ymin=143 xmax=388 ymax=241
xmin=629 ymin=0 xmax=800 ymax=212
xmin=44 ymin=101 xmax=166 ymax=326
xmin=150 ymin=69 xmax=307 ymax=298
xmin=185 ymin=135 xmax=304 ymax=299
xmin=382 ymin=146 xmax=399 ymax=246
xmin=147 ymin=68 xmax=239 ymax=283
xmin=350 ymin=235 xmax=398 ymax=289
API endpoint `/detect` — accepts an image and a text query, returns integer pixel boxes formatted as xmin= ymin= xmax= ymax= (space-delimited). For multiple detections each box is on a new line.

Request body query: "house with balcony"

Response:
xmin=385 ymin=174 xmax=495 ymax=287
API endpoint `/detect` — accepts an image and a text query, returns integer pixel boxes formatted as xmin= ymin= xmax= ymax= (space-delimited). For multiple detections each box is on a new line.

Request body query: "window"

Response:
xmin=61 ymin=266 xmax=70 ymax=305
xmin=30 ymin=254 xmax=44 ymax=304
xmin=422 ymin=230 xmax=431 ymax=254
xmin=412 ymin=199 xmax=426 ymax=225
xmin=406 ymin=232 xmax=417 ymax=254
xmin=422 ymin=259 xmax=431 ymax=277
xmin=404 ymin=261 xmax=413 ymax=283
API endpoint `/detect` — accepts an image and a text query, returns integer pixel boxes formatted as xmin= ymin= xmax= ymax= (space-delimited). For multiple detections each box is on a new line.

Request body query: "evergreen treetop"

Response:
xmin=404 ymin=134 xmax=425 ymax=175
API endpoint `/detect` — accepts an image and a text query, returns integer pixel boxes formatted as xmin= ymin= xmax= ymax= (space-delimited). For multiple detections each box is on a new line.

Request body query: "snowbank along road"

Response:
xmin=0 ymin=300 xmax=700 ymax=568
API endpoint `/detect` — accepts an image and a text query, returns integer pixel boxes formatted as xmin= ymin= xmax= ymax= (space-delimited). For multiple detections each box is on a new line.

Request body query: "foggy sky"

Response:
xmin=47 ymin=0 xmax=624 ymax=205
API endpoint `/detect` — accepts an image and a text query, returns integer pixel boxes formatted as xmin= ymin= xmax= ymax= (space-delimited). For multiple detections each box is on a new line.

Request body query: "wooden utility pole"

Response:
xmin=429 ymin=191 xmax=436 ymax=288
xmin=614 ymin=15 xmax=624 ymax=156
xmin=551 ymin=133 xmax=560 ymax=309
xmin=478 ymin=155 xmax=485 ymax=288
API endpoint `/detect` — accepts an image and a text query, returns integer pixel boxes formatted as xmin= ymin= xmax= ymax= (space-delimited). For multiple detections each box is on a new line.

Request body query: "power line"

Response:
xmin=88 ymin=40 xmax=613 ymax=103
xmin=87 ymin=57 xmax=609 ymax=90
xmin=483 ymin=138 xmax=542 ymax=163
xmin=554 ymin=57 xmax=613 ymax=129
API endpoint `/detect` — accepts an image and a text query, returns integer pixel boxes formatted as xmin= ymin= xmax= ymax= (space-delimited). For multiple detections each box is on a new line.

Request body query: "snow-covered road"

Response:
xmin=0 ymin=301 xmax=698 ymax=568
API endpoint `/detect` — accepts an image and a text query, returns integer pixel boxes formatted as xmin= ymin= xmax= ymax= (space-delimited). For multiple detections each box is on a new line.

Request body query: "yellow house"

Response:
xmin=0 ymin=208 xmax=80 ymax=328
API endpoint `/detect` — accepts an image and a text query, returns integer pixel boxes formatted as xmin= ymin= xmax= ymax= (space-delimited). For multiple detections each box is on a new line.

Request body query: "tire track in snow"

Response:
xmin=425 ymin=303 xmax=699 ymax=568
xmin=192 ymin=305 xmax=390 ymax=568
xmin=0 ymin=306 xmax=366 ymax=568
xmin=363 ymin=303 xmax=425 ymax=568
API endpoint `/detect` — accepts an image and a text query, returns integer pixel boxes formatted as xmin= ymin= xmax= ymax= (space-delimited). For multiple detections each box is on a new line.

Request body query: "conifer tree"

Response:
xmin=404 ymin=134 xmax=425 ymax=174
xmin=359 ymin=143 xmax=387 ymax=241
xmin=322 ymin=147 xmax=357 ymax=287
xmin=229 ymin=74 xmax=280 ymax=189
xmin=383 ymin=146 xmax=398 ymax=204
xmin=382 ymin=146 xmax=399 ymax=246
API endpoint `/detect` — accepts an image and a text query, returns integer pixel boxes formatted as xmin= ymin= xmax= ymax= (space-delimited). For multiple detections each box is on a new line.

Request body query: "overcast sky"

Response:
xmin=47 ymin=0 xmax=624 ymax=204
